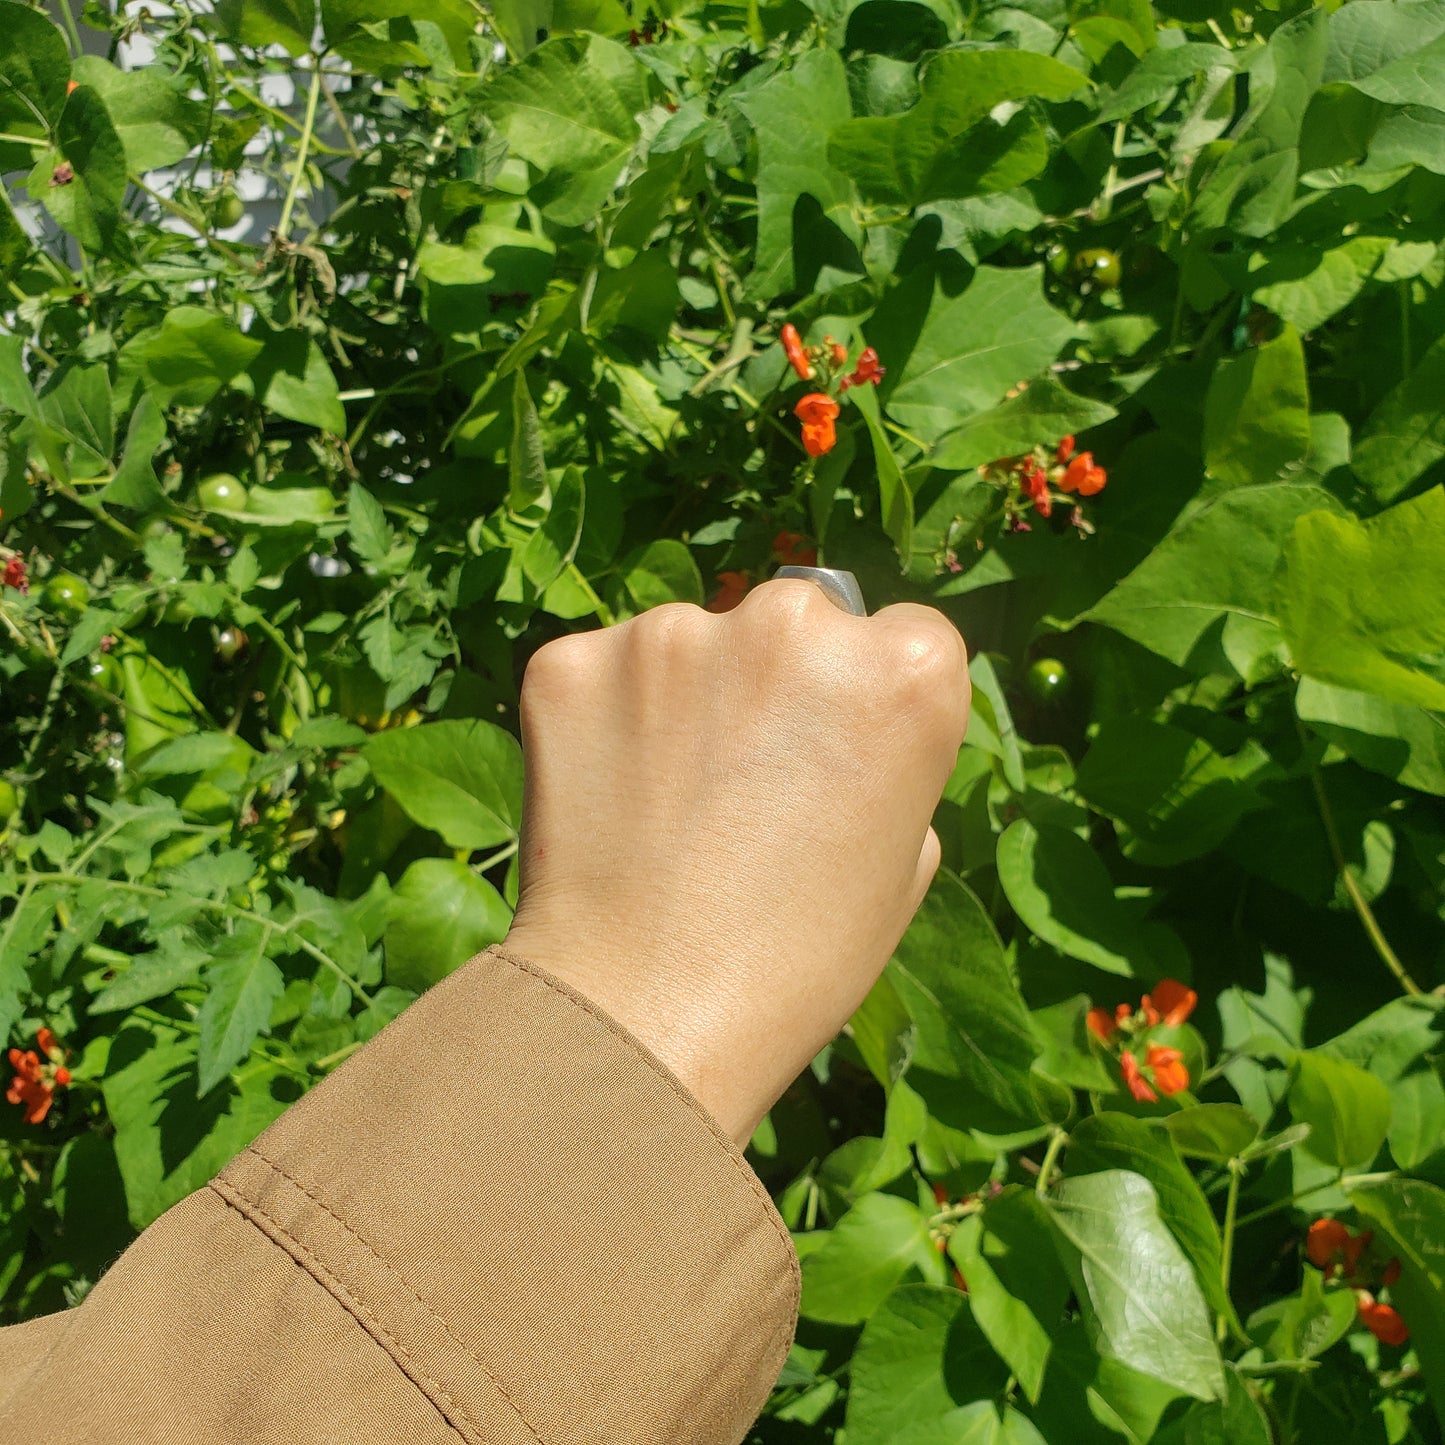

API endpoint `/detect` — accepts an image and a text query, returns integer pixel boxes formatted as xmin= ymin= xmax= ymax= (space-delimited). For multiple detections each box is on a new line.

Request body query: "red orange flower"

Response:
xmin=1056 ymin=435 xmax=1075 ymax=464
xmin=795 ymin=393 xmax=840 ymax=458
xmin=1120 ymin=1050 xmax=1157 ymax=1103
xmin=1146 ymin=1044 xmax=1189 ymax=1096
xmin=772 ymin=531 xmax=817 ymax=568
xmin=1086 ymin=1007 xmax=1116 ymax=1043
xmin=1141 ymin=979 xmax=1197 ymax=1028
xmin=1307 ymin=1218 xmax=1354 ymax=1269
xmin=1060 ymin=450 xmax=1107 ymax=497
xmin=826 ymin=337 xmax=847 ymax=368
xmin=6 ymin=1030 xmax=71 ymax=1126
xmin=706 ymin=570 xmax=750 ymax=614
xmin=839 ymin=347 xmax=885 ymax=392
xmin=2 ymin=556 xmax=28 ymax=594
xmin=1357 ymin=1294 xmax=1410 ymax=1346
xmin=780 ymin=323 xmax=814 ymax=381
xmin=1021 ymin=464 xmax=1051 ymax=519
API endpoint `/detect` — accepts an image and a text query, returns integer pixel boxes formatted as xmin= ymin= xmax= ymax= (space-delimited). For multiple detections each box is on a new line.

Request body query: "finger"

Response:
xmin=910 ymin=826 xmax=942 ymax=913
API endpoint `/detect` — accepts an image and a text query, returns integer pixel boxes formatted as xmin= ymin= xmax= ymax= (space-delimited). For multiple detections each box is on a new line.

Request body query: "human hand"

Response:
xmin=501 ymin=580 xmax=970 ymax=1142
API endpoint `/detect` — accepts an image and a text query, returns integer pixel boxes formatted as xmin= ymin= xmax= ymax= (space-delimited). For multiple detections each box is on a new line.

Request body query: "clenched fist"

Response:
xmin=502 ymin=579 xmax=970 ymax=1142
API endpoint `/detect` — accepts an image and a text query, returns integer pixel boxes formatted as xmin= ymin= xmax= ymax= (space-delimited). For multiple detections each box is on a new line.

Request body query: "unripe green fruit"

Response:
xmin=1074 ymin=248 xmax=1122 ymax=289
xmin=44 ymin=573 xmax=89 ymax=619
xmin=215 ymin=626 xmax=249 ymax=665
xmin=1024 ymin=657 xmax=1071 ymax=705
xmin=196 ymin=474 xmax=248 ymax=511
xmin=213 ymin=188 xmax=244 ymax=228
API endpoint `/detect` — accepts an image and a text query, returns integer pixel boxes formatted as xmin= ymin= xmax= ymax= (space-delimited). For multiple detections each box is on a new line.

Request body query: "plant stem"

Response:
xmin=1218 ymin=1160 xmax=1242 ymax=1343
xmin=277 ymin=64 xmax=324 ymax=243
xmin=1297 ymin=720 xmax=1422 ymax=996
xmin=1035 ymin=1127 xmax=1068 ymax=1198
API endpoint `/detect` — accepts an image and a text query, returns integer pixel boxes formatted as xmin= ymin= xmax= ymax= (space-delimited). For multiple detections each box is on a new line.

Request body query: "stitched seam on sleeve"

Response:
xmin=209 ymin=1168 xmax=544 ymax=1445
xmin=484 ymin=944 xmax=803 ymax=1322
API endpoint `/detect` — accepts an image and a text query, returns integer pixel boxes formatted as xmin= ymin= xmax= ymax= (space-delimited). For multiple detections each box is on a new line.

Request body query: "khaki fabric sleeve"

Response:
xmin=0 ymin=944 xmax=800 ymax=1444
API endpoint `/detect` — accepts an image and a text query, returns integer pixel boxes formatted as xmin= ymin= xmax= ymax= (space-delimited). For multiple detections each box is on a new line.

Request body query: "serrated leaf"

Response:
xmin=196 ymin=925 xmax=285 ymax=1096
xmin=509 ymin=368 xmax=547 ymax=512
xmin=347 ymin=483 xmax=392 ymax=564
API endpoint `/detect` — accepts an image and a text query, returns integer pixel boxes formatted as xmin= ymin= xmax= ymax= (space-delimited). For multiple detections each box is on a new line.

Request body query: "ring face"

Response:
xmin=773 ymin=565 xmax=867 ymax=617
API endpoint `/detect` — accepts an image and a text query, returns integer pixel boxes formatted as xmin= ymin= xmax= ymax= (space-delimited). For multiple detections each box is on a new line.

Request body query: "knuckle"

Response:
xmin=881 ymin=614 xmax=971 ymax=726
xmin=738 ymin=577 xmax=836 ymax=629
xmin=522 ymin=630 xmax=601 ymax=704
xmin=630 ymin=601 xmax=708 ymax=650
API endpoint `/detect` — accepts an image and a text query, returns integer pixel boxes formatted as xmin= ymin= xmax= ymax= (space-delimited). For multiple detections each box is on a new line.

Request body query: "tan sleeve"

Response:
xmin=0 ymin=945 xmax=799 ymax=1444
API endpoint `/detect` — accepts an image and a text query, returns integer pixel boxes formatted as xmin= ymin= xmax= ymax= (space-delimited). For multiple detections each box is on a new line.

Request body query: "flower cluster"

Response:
xmin=6 ymin=1028 xmax=71 ymax=1126
xmin=705 ymin=531 xmax=819 ymax=613
xmin=1306 ymin=1219 xmax=1409 ymax=1346
xmin=1087 ymin=979 xmax=1197 ymax=1102
xmin=779 ymin=324 xmax=885 ymax=459
xmin=983 ymin=434 xmax=1107 ymax=534
xmin=2 ymin=555 xmax=28 ymax=594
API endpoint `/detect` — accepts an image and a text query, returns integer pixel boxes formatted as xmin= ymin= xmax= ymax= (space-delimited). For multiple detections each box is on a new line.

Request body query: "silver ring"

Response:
xmin=773 ymin=565 xmax=867 ymax=616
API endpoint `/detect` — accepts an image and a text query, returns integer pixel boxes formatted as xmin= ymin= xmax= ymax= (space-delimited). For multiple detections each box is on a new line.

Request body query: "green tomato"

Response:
xmin=196 ymin=473 xmax=248 ymax=511
xmin=85 ymin=653 xmax=123 ymax=693
xmin=44 ymin=573 xmax=89 ymax=619
xmin=215 ymin=626 xmax=249 ymax=665
xmin=1074 ymin=247 xmax=1122 ymax=290
xmin=1024 ymin=657 xmax=1071 ymax=705
xmin=213 ymin=188 xmax=244 ymax=229
xmin=0 ymin=779 xmax=16 ymax=823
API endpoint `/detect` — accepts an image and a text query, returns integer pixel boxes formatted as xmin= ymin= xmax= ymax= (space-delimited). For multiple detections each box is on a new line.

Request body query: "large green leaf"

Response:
xmin=931 ymin=377 xmax=1117 ymax=473
xmin=1328 ymin=0 xmax=1445 ymax=108
xmin=1277 ymin=489 xmax=1445 ymax=711
xmin=0 ymin=1 xmax=71 ymax=132
xmin=828 ymin=50 xmax=1087 ymax=207
xmin=103 ymin=1018 xmax=292 ymax=1229
xmin=1351 ymin=331 xmax=1445 ymax=503
xmin=850 ymin=379 xmax=913 ymax=564
xmin=886 ymin=871 xmax=1044 ymax=1132
xmin=364 ymin=719 xmax=524 ymax=851
xmin=70 ymin=56 xmax=207 ymax=173
xmin=996 ymin=820 xmax=1189 ymax=979
xmin=215 ymin=0 xmax=317 ymax=56
xmin=948 ymin=1190 xmax=1067 ymax=1404
xmin=844 ymin=1285 xmax=1010 ymax=1444
xmin=1288 ymin=1050 xmax=1392 ymax=1168
xmin=30 ymin=86 xmax=127 ymax=251
xmin=134 ymin=306 xmax=265 ymax=409
xmin=799 ymin=1194 xmax=945 ymax=1324
xmin=1245 ymin=1266 xmax=1356 ymax=1362
xmin=1065 ymin=1114 xmax=1232 ymax=1325
xmin=1045 ymin=1170 xmax=1226 ymax=1401
xmin=489 ymin=36 xmax=647 ymax=227
xmin=734 ymin=48 xmax=859 ymax=301
xmin=240 ymin=327 xmax=347 ymax=433
xmin=195 ymin=924 xmax=286 ymax=1097
xmin=1297 ymin=678 xmax=1445 ymax=797
xmin=1350 ymin=1178 xmax=1445 ymax=1430
xmin=1202 ymin=327 xmax=1311 ymax=488
xmin=384 ymin=858 xmax=512 ymax=992
xmin=875 ymin=265 xmax=1075 ymax=445
xmin=1086 ymin=482 xmax=1343 ymax=668
xmin=1248 ymin=238 xmax=1392 ymax=335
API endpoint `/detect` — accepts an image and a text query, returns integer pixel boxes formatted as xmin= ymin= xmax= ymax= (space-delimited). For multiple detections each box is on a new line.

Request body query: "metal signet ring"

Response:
xmin=772 ymin=565 xmax=868 ymax=617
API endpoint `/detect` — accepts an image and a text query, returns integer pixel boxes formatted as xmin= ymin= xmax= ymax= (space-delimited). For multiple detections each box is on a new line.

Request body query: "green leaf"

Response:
xmin=102 ymin=395 xmax=168 ymax=511
xmin=1350 ymin=1177 xmax=1445 ymax=1430
xmin=1297 ymin=678 xmax=1445 ymax=797
xmin=364 ymin=719 xmax=524 ymax=851
xmin=0 ymin=1 xmax=71 ymax=130
xmin=1248 ymin=237 xmax=1392 ymax=335
xmin=948 ymin=1190 xmax=1068 ymax=1404
xmin=103 ymin=1017 xmax=291 ymax=1229
xmin=1246 ymin=1265 xmax=1356 ymax=1362
xmin=509 ymin=368 xmax=547 ymax=512
xmin=384 ymin=858 xmax=512 ymax=993
xmin=30 ymin=85 xmax=127 ymax=252
xmin=1352 ymin=329 xmax=1445 ymax=503
xmin=828 ymin=50 xmax=1087 ymax=208
xmin=196 ymin=924 xmax=286 ymax=1096
xmin=1098 ymin=44 xmax=1234 ymax=123
xmin=612 ymin=538 xmax=704 ymax=615
xmin=416 ymin=227 xmax=556 ymax=340
xmin=215 ymin=0 xmax=318 ymax=56
xmin=849 ymin=380 xmax=912 ymax=565
xmin=90 ymin=936 xmax=208 ymax=1014
xmin=1085 ymin=482 xmax=1344 ymax=668
xmin=347 ymin=483 xmax=393 ymax=565
xmin=135 ymin=306 xmax=265 ymax=409
xmin=1179 ymin=1366 xmax=1274 ymax=1445
xmin=241 ymin=327 xmax=346 ymax=433
xmin=488 ymin=0 xmax=554 ymax=56
xmin=1288 ymin=1050 xmax=1392 ymax=1168
xmin=734 ymin=48 xmax=859 ymax=302
xmin=489 ymin=36 xmax=647 ymax=226
xmin=1065 ymin=1113 xmax=1233 ymax=1326
xmin=1075 ymin=716 xmax=1265 ymax=867
xmin=1160 ymin=1105 xmax=1261 ymax=1163
xmin=886 ymin=871 xmax=1044 ymax=1133
xmin=1045 ymin=1170 xmax=1226 ymax=1402
xmin=844 ymin=1284 xmax=1011 ymax=1444
xmin=799 ymin=1195 xmax=945 ymax=1323
xmin=875 ymin=265 xmax=1075 ymax=446
xmin=1202 ymin=328 xmax=1310 ymax=488
xmin=997 ymin=819 xmax=1189 ymax=979
xmin=69 ymin=56 xmax=206 ymax=172
xmin=1331 ymin=14 xmax=1445 ymax=107
xmin=0 ymin=187 xmax=30 ymax=283
xmin=931 ymin=377 xmax=1117 ymax=473
xmin=1277 ymin=490 xmax=1445 ymax=711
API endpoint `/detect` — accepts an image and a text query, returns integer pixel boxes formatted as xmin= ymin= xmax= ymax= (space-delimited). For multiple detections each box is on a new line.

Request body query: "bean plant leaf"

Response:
xmin=509 ymin=368 xmax=548 ymax=512
xmin=1288 ymin=1050 xmax=1392 ymax=1168
xmin=364 ymin=719 xmax=524 ymax=850
xmin=1202 ymin=327 xmax=1310 ymax=488
xmin=931 ymin=377 xmax=1117 ymax=473
xmin=0 ymin=0 xmax=71 ymax=131
xmin=1296 ymin=678 xmax=1445 ymax=797
xmin=1351 ymin=330 xmax=1445 ymax=503
xmin=799 ymin=1194 xmax=944 ymax=1324
xmin=1277 ymin=489 xmax=1445 ymax=711
xmin=1046 ymin=1170 xmax=1226 ymax=1402
xmin=384 ymin=858 xmax=512 ymax=992
xmin=70 ymin=56 xmax=207 ymax=173
xmin=135 ymin=306 xmax=265 ymax=409
xmin=30 ymin=86 xmax=127 ymax=252
xmin=214 ymin=0 xmax=317 ymax=56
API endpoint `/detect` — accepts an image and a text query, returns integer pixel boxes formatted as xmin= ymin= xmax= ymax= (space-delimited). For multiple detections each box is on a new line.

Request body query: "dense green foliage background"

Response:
xmin=1 ymin=0 xmax=1444 ymax=1438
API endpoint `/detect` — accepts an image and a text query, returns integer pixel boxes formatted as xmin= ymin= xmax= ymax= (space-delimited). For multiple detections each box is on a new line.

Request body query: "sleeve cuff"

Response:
xmin=211 ymin=943 xmax=799 ymax=1445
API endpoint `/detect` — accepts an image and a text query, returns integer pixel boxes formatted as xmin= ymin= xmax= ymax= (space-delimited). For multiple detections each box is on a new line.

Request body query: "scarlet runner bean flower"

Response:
xmin=1357 ymin=1293 xmax=1410 ymax=1346
xmin=780 ymin=323 xmax=814 ymax=381
xmin=1089 ymin=979 xmax=1197 ymax=1098
xmin=2 ymin=556 xmax=28 ymax=594
xmin=1119 ymin=1051 xmax=1156 ymax=1103
xmin=1060 ymin=450 xmax=1107 ymax=497
xmin=795 ymin=393 xmax=840 ymax=458
xmin=1146 ymin=1044 xmax=1189 ymax=1096
xmin=982 ymin=437 xmax=1107 ymax=533
xmin=706 ymin=570 xmax=750 ymax=614
xmin=772 ymin=531 xmax=818 ymax=568
xmin=839 ymin=347 xmax=885 ymax=391
xmin=6 ymin=1028 xmax=71 ymax=1126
